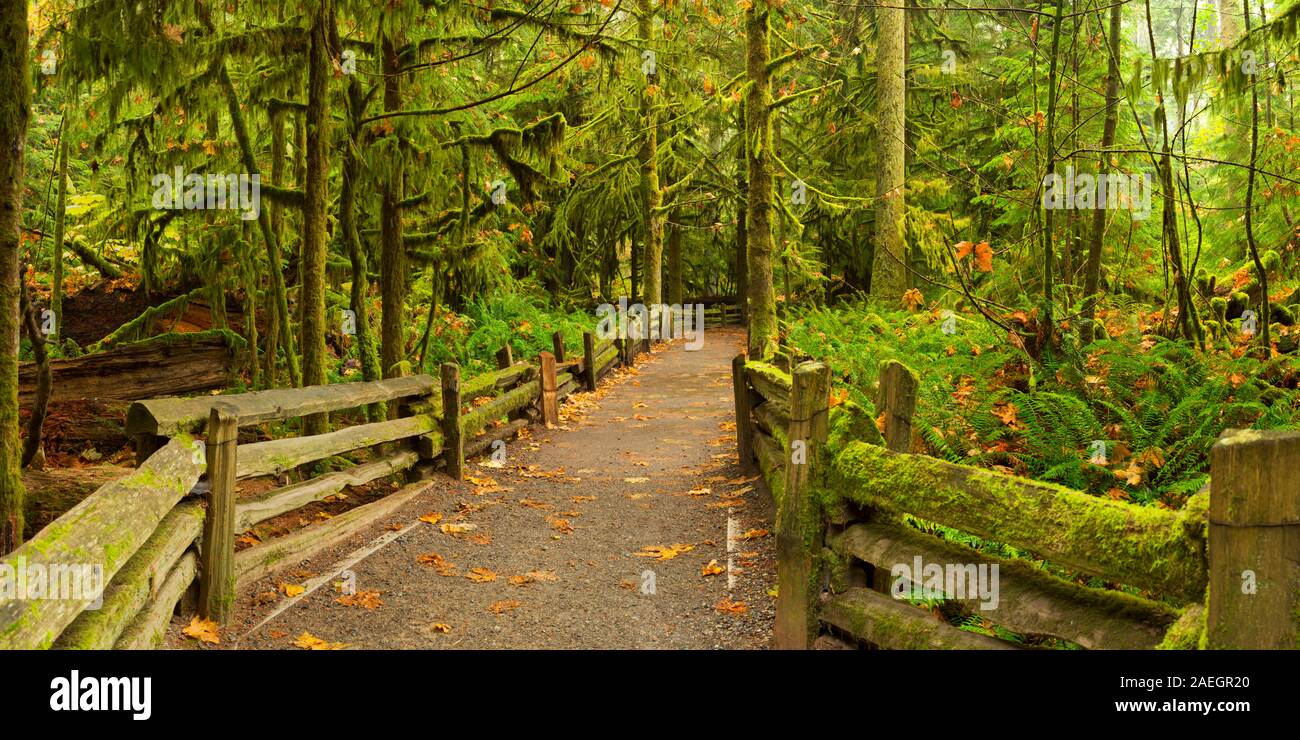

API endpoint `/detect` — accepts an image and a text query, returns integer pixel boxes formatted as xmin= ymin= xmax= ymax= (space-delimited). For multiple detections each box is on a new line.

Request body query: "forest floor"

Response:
xmin=167 ymin=328 xmax=777 ymax=649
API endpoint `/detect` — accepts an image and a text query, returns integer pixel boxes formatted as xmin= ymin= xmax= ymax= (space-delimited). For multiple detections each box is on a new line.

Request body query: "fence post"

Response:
xmin=551 ymin=332 xmax=566 ymax=363
xmin=1207 ymin=429 xmax=1300 ymax=649
xmin=877 ymin=360 xmax=917 ymax=453
xmin=775 ymin=361 xmax=831 ymax=649
xmin=496 ymin=344 xmax=513 ymax=370
xmin=732 ymin=354 xmax=754 ymax=472
xmin=200 ymin=404 xmax=238 ymax=623
xmin=539 ymin=351 xmax=559 ymax=427
xmin=582 ymin=332 xmax=598 ymax=391
xmin=440 ymin=363 xmax=463 ymax=481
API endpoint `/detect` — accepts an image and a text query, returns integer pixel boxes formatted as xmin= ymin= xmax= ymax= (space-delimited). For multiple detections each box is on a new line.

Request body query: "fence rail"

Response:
xmin=734 ymin=353 xmax=1298 ymax=650
xmin=1 ymin=329 xmax=647 ymax=650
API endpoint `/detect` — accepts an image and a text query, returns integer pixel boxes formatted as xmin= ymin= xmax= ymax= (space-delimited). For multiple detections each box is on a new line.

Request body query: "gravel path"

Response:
xmin=189 ymin=328 xmax=776 ymax=649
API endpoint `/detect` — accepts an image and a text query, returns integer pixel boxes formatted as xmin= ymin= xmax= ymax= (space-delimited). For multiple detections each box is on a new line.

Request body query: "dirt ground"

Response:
xmin=168 ymin=328 xmax=777 ymax=650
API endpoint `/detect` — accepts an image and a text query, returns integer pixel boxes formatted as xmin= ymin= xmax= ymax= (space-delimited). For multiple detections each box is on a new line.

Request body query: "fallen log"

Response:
xmin=19 ymin=330 xmax=240 ymax=405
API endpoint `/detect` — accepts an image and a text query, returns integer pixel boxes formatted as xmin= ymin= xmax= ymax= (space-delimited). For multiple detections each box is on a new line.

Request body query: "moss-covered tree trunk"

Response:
xmin=220 ymin=66 xmax=299 ymax=387
xmin=735 ymin=103 xmax=748 ymax=323
xmin=0 ymin=0 xmax=29 ymax=553
xmin=51 ymin=136 xmax=67 ymax=344
xmin=265 ymin=108 xmax=286 ymax=386
xmin=869 ymin=0 xmax=907 ymax=302
xmin=300 ymin=0 xmax=332 ymax=435
xmin=637 ymin=0 xmax=663 ymax=306
xmin=744 ymin=2 xmax=778 ymax=358
xmin=379 ymin=30 xmax=408 ymax=419
xmin=341 ymin=77 xmax=382 ymax=421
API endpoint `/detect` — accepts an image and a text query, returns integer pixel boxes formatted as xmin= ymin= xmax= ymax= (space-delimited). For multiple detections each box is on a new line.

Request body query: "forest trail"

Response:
xmin=190 ymin=328 xmax=777 ymax=649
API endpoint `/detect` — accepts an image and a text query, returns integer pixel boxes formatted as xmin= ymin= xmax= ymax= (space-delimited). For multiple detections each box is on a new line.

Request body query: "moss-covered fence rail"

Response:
xmin=1 ymin=330 xmax=644 ymax=649
xmin=733 ymin=354 xmax=1300 ymax=650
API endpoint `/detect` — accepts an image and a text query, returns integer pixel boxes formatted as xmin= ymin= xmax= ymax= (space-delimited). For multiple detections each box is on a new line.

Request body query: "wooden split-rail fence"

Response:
xmin=734 ymin=352 xmax=1300 ymax=650
xmin=0 ymin=329 xmax=655 ymax=650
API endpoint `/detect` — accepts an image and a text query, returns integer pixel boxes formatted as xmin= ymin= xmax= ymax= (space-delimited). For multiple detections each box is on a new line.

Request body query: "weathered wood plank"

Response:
xmin=460 ymin=381 xmax=541 ymax=440
xmin=829 ymin=442 xmax=1208 ymax=602
xmin=235 ymin=450 xmax=418 ymax=532
xmin=52 ymin=501 xmax=204 ymax=650
xmin=751 ymin=400 xmax=788 ymax=448
xmin=0 ymin=436 xmax=205 ymax=649
xmin=464 ymin=418 xmax=530 ymax=460
xmin=234 ymin=482 xmax=429 ymax=588
xmin=831 ymin=522 xmax=1178 ymax=649
xmin=1207 ymin=429 xmax=1300 ymax=649
xmin=821 ymin=587 xmax=1018 ymax=650
xmin=127 ymin=374 xmax=437 ymax=436
xmin=753 ymin=428 xmax=786 ymax=504
xmin=113 ymin=551 xmax=198 ymax=650
xmin=745 ymin=362 xmax=791 ymax=412
xmin=235 ymin=415 xmax=435 ymax=479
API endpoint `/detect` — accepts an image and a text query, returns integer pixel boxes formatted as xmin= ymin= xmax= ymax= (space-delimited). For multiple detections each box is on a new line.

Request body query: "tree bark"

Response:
xmin=19 ymin=274 xmax=50 ymax=469
xmin=0 ymin=0 xmax=29 ymax=553
xmin=300 ymin=0 xmax=332 ymax=434
xmin=219 ymin=65 xmax=300 ymax=387
xmin=380 ymin=29 xmax=408 ymax=419
xmin=637 ymin=0 xmax=663 ymax=306
xmin=735 ymin=104 xmax=748 ymax=323
xmin=869 ymin=0 xmax=908 ymax=302
xmin=744 ymin=1 xmax=778 ymax=358
xmin=51 ymin=137 xmax=67 ymax=344
xmin=341 ymin=77 xmax=382 ymax=421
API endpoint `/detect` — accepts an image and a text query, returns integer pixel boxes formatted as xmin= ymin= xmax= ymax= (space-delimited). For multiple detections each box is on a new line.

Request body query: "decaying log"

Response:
xmin=20 ymin=330 xmax=239 ymax=406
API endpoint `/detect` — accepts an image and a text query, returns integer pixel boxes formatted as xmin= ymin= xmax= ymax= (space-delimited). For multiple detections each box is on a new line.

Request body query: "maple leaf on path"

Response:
xmin=181 ymin=616 xmax=221 ymax=644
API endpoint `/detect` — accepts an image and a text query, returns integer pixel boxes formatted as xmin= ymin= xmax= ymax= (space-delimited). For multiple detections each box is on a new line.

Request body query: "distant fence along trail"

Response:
xmin=0 ymin=329 xmax=657 ymax=650
xmin=734 ymin=352 xmax=1300 ymax=650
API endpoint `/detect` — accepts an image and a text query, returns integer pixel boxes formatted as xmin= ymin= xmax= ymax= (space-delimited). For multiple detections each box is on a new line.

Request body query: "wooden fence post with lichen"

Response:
xmin=877 ymin=360 xmax=917 ymax=453
xmin=440 ymin=363 xmax=463 ymax=481
xmin=199 ymin=405 xmax=237 ymax=623
xmin=732 ymin=354 xmax=754 ymax=472
xmin=551 ymin=332 xmax=566 ymax=363
xmin=582 ymin=332 xmax=598 ymax=391
xmin=774 ymin=361 xmax=831 ymax=649
xmin=1206 ymin=429 xmax=1300 ymax=649
xmin=539 ymin=351 xmax=559 ymax=427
